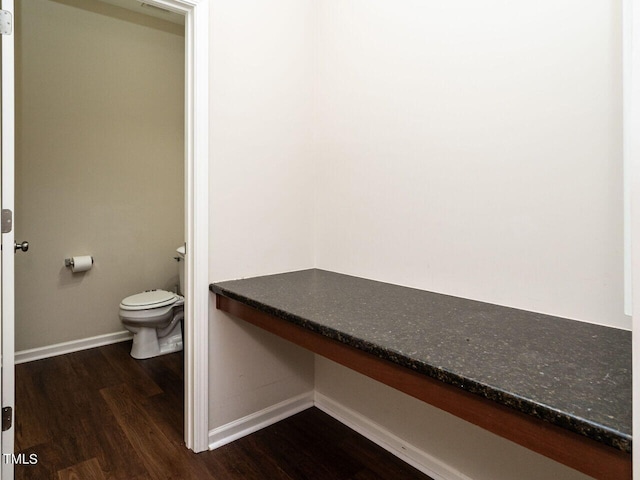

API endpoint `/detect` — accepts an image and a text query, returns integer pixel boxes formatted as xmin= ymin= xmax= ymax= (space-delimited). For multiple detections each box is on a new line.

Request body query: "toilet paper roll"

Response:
xmin=71 ymin=255 xmax=93 ymax=273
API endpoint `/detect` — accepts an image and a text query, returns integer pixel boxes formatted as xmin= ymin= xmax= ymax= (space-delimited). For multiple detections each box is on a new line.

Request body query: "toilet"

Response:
xmin=119 ymin=246 xmax=185 ymax=359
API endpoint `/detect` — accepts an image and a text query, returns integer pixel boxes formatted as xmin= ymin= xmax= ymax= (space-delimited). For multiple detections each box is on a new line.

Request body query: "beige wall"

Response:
xmin=15 ymin=0 xmax=185 ymax=351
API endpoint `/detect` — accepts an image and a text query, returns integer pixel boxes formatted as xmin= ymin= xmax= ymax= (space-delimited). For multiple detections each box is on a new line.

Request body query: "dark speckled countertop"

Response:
xmin=210 ymin=269 xmax=632 ymax=453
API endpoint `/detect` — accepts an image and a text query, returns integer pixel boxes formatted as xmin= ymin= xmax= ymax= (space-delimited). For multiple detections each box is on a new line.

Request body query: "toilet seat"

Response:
xmin=120 ymin=289 xmax=178 ymax=311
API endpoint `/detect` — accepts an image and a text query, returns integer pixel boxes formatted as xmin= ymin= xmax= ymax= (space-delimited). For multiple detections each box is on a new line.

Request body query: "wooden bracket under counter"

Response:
xmin=211 ymin=269 xmax=632 ymax=480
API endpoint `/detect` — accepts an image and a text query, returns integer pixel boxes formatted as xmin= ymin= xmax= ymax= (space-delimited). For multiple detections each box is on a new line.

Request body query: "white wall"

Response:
xmin=313 ymin=1 xmax=622 ymax=479
xmin=316 ymin=358 xmax=594 ymax=480
xmin=315 ymin=0 xmax=626 ymax=330
xmin=208 ymin=0 xmax=316 ymax=429
xmin=207 ymin=0 xmax=624 ymax=478
xmin=15 ymin=0 xmax=185 ymax=351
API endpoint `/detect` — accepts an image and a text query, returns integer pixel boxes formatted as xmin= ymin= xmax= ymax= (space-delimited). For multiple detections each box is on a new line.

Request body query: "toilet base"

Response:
xmin=159 ymin=326 xmax=183 ymax=355
xmin=130 ymin=321 xmax=183 ymax=359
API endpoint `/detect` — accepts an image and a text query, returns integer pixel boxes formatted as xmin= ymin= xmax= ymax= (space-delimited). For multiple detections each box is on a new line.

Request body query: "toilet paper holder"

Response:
xmin=65 ymin=257 xmax=94 ymax=268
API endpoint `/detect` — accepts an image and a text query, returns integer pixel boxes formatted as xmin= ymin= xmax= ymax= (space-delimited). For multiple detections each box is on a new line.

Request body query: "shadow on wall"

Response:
xmin=50 ymin=0 xmax=184 ymax=35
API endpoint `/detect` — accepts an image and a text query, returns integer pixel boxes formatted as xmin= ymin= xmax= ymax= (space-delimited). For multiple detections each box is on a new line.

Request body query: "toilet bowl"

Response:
xmin=119 ymin=245 xmax=186 ymax=359
xmin=119 ymin=290 xmax=184 ymax=359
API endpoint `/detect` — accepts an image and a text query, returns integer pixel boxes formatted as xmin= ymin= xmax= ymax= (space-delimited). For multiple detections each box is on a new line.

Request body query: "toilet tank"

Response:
xmin=176 ymin=245 xmax=186 ymax=295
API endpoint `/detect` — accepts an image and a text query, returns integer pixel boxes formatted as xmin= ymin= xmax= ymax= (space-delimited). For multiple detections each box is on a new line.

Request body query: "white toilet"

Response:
xmin=119 ymin=246 xmax=185 ymax=359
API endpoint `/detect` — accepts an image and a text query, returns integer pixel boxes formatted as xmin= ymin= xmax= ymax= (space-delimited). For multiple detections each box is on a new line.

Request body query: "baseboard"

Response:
xmin=15 ymin=331 xmax=133 ymax=364
xmin=208 ymin=392 xmax=314 ymax=450
xmin=314 ymin=392 xmax=473 ymax=480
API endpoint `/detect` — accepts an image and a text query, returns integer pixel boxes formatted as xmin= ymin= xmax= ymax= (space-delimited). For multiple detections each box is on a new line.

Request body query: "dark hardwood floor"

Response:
xmin=15 ymin=341 xmax=433 ymax=479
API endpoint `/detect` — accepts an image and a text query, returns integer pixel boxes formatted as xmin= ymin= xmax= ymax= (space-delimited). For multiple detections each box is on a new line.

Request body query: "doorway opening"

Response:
xmin=12 ymin=0 xmax=209 ymax=465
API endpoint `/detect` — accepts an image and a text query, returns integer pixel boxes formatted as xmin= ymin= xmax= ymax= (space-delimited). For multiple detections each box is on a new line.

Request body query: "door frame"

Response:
xmin=149 ymin=0 xmax=210 ymax=453
xmin=1 ymin=0 xmax=15 ymax=476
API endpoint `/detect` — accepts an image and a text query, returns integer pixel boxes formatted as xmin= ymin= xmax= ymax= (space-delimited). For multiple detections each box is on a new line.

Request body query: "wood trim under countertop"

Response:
xmin=216 ymin=294 xmax=631 ymax=480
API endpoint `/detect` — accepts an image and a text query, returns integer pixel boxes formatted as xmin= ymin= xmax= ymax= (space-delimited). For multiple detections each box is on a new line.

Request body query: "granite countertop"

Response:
xmin=210 ymin=269 xmax=632 ymax=453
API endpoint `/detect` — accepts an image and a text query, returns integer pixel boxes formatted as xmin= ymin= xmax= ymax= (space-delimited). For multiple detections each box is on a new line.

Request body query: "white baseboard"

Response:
xmin=314 ymin=392 xmax=473 ymax=480
xmin=15 ymin=330 xmax=133 ymax=364
xmin=208 ymin=392 xmax=314 ymax=450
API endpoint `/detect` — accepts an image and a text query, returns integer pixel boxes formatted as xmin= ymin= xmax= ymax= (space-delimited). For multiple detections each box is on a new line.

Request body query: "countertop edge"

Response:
xmin=209 ymin=282 xmax=632 ymax=453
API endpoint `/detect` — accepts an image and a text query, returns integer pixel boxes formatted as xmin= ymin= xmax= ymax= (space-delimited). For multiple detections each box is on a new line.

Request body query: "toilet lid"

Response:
xmin=120 ymin=290 xmax=178 ymax=311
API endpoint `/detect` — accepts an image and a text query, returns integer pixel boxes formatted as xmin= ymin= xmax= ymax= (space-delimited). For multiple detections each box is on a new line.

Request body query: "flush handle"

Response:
xmin=14 ymin=241 xmax=29 ymax=252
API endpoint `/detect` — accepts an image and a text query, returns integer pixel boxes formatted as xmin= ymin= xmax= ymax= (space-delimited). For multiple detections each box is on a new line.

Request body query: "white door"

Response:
xmin=0 ymin=0 xmax=15 ymax=478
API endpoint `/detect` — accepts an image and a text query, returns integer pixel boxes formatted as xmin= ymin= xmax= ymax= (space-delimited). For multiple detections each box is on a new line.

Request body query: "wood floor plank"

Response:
xmin=100 ymin=383 xmax=210 ymax=480
xmin=17 ymin=342 xmax=432 ymax=480
xmin=246 ymin=414 xmax=362 ymax=479
xmin=142 ymin=391 xmax=184 ymax=447
xmin=15 ymin=361 xmax=52 ymax=451
xmin=15 ymin=353 xmax=147 ymax=480
xmin=58 ymin=457 xmax=106 ymax=480
xmin=64 ymin=349 xmax=122 ymax=391
xmin=135 ymin=353 xmax=184 ymax=402
xmin=16 ymin=356 xmax=91 ymax=472
xmin=75 ymin=393 xmax=148 ymax=480
xmin=15 ymin=442 xmax=62 ymax=480
xmin=341 ymin=430 xmax=429 ymax=479
xmin=100 ymin=383 xmax=182 ymax=480
xmin=200 ymin=439 xmax=294 ymax=480
xmin=100 ymin=342 xmax=164 ymax=398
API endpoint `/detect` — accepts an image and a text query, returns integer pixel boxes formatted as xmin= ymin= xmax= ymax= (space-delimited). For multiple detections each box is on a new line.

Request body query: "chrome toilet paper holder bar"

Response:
xmin=65 ymin=257 xmax=94 ymax=268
